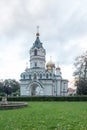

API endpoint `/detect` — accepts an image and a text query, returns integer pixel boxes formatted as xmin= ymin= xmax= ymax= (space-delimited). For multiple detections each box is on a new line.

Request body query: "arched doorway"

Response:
xmin=30 ymin=82 xmax=44 ymax=96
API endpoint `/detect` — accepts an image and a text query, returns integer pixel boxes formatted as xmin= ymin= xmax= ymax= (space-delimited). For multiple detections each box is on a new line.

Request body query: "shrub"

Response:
xmin=0 ymin=96 xmax=86 ymax=102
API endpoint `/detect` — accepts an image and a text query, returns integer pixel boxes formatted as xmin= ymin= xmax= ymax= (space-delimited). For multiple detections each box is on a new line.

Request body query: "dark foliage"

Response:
xmin=3 ymin=85 xmax=12 ymax=96
xmin=76 ymin=79 xmax=87 ymax=95
xmin=1 ymin=96 xmax=87 ymax=102
xmin=73 ymin=51 xmax=87 ymax=95
xmin=0 ymin=79 xmax=20 ymax=96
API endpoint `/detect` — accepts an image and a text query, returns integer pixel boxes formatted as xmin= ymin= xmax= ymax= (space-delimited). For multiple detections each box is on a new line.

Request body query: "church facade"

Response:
xmin=20 ymin=30 xmax=68 ymax=96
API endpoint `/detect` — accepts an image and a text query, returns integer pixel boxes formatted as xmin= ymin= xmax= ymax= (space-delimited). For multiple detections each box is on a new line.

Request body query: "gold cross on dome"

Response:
xmin=36 ymin=26 xmax=40 ymax=36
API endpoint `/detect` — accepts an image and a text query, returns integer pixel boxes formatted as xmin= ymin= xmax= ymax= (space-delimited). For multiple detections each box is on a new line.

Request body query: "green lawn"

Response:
xmin=0 ymin=102 xmax=87 ymax=130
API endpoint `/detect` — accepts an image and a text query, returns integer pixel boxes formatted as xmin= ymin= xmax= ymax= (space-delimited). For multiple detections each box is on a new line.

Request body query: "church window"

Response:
xmin=46 ymin=73 xmax=49 ymax=79
xmin=35 ymin=62 xmax=37 ymax=67
xmin=40 ymin=74 xmax=42 ymax=79
xmin=23 ymin=75 xmax=25 ymax=79
xmin=50 ymin=73 xmax=52 ymax=77
xmin=34 ymin=49 xmax=37 ymax=56
xmin=34 ymin=73 xmax=37 ymax=80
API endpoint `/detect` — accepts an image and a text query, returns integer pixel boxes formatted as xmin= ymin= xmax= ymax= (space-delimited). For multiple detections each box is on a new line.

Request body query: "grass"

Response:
xmin=0 ymin=102 xmax=87 ymax=130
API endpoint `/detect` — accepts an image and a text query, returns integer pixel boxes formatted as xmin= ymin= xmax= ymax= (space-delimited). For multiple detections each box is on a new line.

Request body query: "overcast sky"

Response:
xmin=0 ymin=0 xmax=87 ymax=85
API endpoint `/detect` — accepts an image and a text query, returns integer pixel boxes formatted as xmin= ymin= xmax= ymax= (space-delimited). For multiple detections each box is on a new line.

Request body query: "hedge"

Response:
xmin=0 ymin=96 xmax=87 ymax=101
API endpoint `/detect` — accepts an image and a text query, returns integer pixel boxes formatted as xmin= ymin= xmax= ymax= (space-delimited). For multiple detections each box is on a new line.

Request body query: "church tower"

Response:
xmin=20 ymin=27 xmax=68 ymax=96
xmin=30 ymin=26 xmax=46 ymax=68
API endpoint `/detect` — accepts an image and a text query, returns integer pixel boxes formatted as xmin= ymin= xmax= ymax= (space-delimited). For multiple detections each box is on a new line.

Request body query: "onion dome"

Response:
xmin=56 ymin=67 xmax=61 ymax=70
xmin=46 ymin=61 xmax=55 ymax=68
xmin=46 ymin=57 xmax=55 ymax=68
xmin=56 ymin=62 xmax=61 ymax=70
xmin=47 ymin=66 xmax=51 ymax=72
xmin=56 ymin=65 xmax=61 ymax=76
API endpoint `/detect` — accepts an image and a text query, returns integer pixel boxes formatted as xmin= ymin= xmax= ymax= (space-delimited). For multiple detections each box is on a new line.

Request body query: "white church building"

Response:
xmin=20 ymin=29 xmax=68 ymax=96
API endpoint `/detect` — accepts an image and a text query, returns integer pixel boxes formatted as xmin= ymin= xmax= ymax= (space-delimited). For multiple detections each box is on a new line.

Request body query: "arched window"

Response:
xmin=23 ymin=75 xmax=25 ymax=79
xmin=35 ymin=62 xmax=37 ymax=67
xmin=34 ymin=49 xmax=37 ymax=56
xmin=40 ymin=74 xmax=42 ymax=79
xmin=46 ymin=73 xmax=49 ymax=79
xmin=50 ymin=73 xmax=52 ymax=77
xmin=34 ymin=73 xmax=37 ymax=80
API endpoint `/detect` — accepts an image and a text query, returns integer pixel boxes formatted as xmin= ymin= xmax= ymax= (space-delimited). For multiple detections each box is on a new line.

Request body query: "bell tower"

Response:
xmin=30 ymin=26 xmax=46 ymax=68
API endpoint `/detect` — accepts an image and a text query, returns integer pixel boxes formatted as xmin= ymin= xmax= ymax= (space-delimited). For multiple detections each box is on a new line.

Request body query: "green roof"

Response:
xmin=32 ymin=37 xmax=43 ymax=49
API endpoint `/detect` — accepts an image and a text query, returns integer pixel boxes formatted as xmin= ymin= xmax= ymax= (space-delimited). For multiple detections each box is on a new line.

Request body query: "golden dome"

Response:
xmin=46 ymin=57 xmax=55 ymax=68
xmin=47 ymin=66 xmax=51 ymax=72
xmin=47 ymin=66 xmax=51 ymax=69
xmin=56 ymin=67 xmax=61 ymax=70
xmin=36 ymin=32 xmax=40 ymax=37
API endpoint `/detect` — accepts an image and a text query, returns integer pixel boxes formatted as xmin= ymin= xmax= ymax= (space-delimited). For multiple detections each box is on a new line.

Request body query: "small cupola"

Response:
xmin=46 ymin=57 xmax=55 ymax=73
xmin=56 ymin=64 xmax=61 ymax=76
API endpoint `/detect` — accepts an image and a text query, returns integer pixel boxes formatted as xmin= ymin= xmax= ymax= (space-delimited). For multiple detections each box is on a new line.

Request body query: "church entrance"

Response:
xmin=30 ymin=82 xmax=43 ymax=96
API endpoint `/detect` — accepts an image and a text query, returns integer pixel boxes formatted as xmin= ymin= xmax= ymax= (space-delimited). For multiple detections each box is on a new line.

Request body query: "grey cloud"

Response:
xmin=0 ymin=0 xmax=87 ymax=79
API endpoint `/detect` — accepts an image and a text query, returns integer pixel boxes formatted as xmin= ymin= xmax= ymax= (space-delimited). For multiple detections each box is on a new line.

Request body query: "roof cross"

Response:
xmin=36 ymin=26 xmax=40 ymax=37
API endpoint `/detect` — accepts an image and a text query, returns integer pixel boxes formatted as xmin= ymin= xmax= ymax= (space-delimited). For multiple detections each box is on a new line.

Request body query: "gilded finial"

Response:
xmin=36 ymin=26 xmax=40 ymax=37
